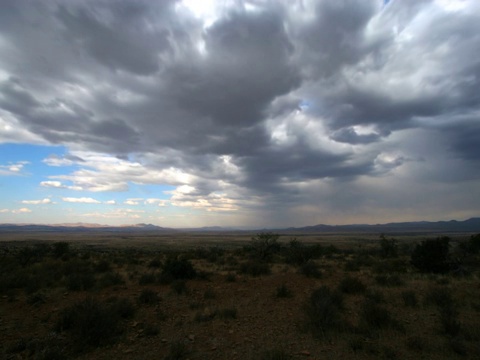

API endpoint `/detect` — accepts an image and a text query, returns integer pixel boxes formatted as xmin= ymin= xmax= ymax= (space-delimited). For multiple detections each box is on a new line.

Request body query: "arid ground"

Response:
xmin=1 ymin=231 xmax=479 ymax=359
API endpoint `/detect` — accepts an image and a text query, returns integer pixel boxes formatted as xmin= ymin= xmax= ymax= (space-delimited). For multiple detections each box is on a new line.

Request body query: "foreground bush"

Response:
xmin=411 ymin=237 xmax=451 ymax=273
xmin=379 ymin=234 xmax=398 ymax=258
xmin=161 ymin=257 xmax=196 ymax=282
xmin=304 ymin=286 xmax=344 ymax=337
xmin=55 ymin=297 xmax=127 ymax=348
xmin=240 ymin=260 xmax=271 ymax=276
xmin=246 ymin=232 xmax=281 ymax=261
xmin=284 ymin=239 xmax=323 ymax=265
xmin=339 ymin=276 xmax=366 ymax=294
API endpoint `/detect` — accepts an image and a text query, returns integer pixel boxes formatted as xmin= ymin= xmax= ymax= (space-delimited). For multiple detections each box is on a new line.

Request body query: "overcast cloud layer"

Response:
xmin=0 ymin=0 xmax=479 ymax=227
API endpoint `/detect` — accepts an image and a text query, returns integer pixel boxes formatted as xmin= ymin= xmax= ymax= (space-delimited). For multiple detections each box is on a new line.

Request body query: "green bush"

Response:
xmin=52 ymin=242 xmax=70 ymax=259
xmin=339 ymin=276 xmax=366 ymax=294
xmin=218 ymin=307 xmax=237 ymax=319
xmin=98 ymin=272 xmax=124 ymax=288
xmin=259 ymin=348 xmax=292 ymax=360
xmin=225 ymin=273 xmax=236 ymax=282
xmin=142 ymin=322 xmax=160 ymax=337
xmin=275 ymin=283 xmax=293 ymax=298
xmin=94 ymin=259 xmax=111 ymax=273
xmin=284 ymin=239 xmax=323 ymax=265
xmin=161 ymin=257 xmax=196 ymax=281
xmin=55 ymin=297 xmax=122 ymax=348
xmin=401 ymin=290 xmax=418 ymax=307
xmin=165 ymin=341 xmax=189 ymax=360
xmin=16 ymin=246 xmax=43 ymax=267
xmin=360 ymin=299 xmax=400 ymax=331
xmin=107 ymin=297 xmax=135 ymax=319
xmin=411 ymin=237 xmax=451 ymax=273
xmin=139 ymin=272 xmax=157 ymax=285
xmin=440 ymin=305 xmax=461 ymax=336
xmin=148 ymin=258 xmax=162 ymax=268
xmin=304 ymin=286 xmax=344 ymax=336
xmin=171 ymin=280 xmax=188 ymax=295
xmin=138 ymin=288 xmax=160 ymax=305
xmin=424 ymin=286 xmax=455 ymax=309
xmin=379 ymin=234 xmax=398 ymax=258
xmin=247 ymin=232 xmax=281 ymax=261
xmin=66 ymin=271 xmax=95 ymax=291
xmin=299 ymin=260 xmax=322 ymax=278
xmin=203 ymin=288 xmax=216 ymax=299
xmin=240 ymin=260 xmax=271 ymax=276
xmin=469 ymin=233 xmax=480 ymax=253
xmin=375 ymin=274 xmax=404 ymax=287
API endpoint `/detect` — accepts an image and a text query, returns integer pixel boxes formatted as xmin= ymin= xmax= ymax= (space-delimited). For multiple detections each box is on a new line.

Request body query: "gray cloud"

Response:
xmin=56 ymin=1 xmax=174 ymax=75
xmin=1 ymin=0 xmax=479 ymax=226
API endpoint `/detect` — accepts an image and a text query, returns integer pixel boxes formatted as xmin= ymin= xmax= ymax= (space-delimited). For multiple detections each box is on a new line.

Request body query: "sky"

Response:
xmin=0 ymin=0 xmax=479 ymax=228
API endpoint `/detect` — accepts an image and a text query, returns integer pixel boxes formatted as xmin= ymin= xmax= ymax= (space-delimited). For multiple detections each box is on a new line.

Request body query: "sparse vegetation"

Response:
xmin=1 ymin=232 xmax=480 ymax=359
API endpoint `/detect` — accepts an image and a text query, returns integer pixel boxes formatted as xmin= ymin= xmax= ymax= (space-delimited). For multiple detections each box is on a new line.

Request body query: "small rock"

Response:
xmin=299 ymin=350 xmax=311 ymax=356
xmin=123 ymin=349 xmax=133 ymax=354
xmin=188 ymin=334 xmax=195 ymax=341
xmin=161 ymin=338 xmax=168 ymax=343
xmin=210 ymin=346 xmax=217 ymax=351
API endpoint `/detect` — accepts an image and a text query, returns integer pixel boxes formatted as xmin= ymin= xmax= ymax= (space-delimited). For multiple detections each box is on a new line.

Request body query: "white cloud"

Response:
xmin=62 ymin=197 xmax=101 ymax=204
xmin=82 ymin=208 xmax=145 ymax=220
xmin=124 ymin=198 xmax=143 ymax=206
xmin=21 ymin=198 xmax=52 ymax=205
xmin=12 ymin=207 xmax=32 ymax=213
xmin=40 ymin=180 xmax=82 ymax=190
xmin=43 ymin=155 xmax=75 ymax=167
xmin=145 ymin=198 xmax=169 ymax=207
xmin=45 ymin=152 xmax=195 ymax=193
xmin=0 ymin=161 xmax=29 ymax=176
xmin=168 ymin=186 xmax=238 ymax=212
xmin=104 ymin=200 xmax=116 ymax=205
xmin=40 ymin=180 xmax=63 ymax=188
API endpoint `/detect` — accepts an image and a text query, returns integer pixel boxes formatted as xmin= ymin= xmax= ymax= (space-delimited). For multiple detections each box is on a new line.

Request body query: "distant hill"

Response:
xmin=0 ymin=223 xmax=176 ymax=233
xmin=276 ymin=217 xmax=480 ymax=234
xmin=0 ymin=218 xmax=479 ymax=234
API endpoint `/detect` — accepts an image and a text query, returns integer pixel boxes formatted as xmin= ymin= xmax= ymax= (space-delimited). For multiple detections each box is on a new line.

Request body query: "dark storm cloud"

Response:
xmin=330 ymin=127 xmax=381 ymax=144
xmin=0 ymin=77 xmax=40 ymax=115
xmin=295 ymin=0 xmax=380 ymax=78
xmin=239 ymin=145 xmax=373 ymax=192
xmin=55 ymin=2 xmax=172 ymax=75
xmin=1 ymin=0 xmax=480 ymax=223
xmin=168 ymin=8 xmax=300 ymax=127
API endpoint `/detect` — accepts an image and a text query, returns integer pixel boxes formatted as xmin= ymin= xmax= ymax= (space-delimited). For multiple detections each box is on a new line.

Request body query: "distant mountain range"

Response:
xmin=0 ymin=218 xmax=479 ymax=234
xmin=278 ymin=217 xmax=480 ymax=234
xmin=0 ymin=222 xmax=175 ymax=233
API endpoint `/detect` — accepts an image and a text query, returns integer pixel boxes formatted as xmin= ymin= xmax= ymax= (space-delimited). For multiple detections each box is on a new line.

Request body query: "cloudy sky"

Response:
xmin=0 ymin=0 xmax=479 ymax=228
